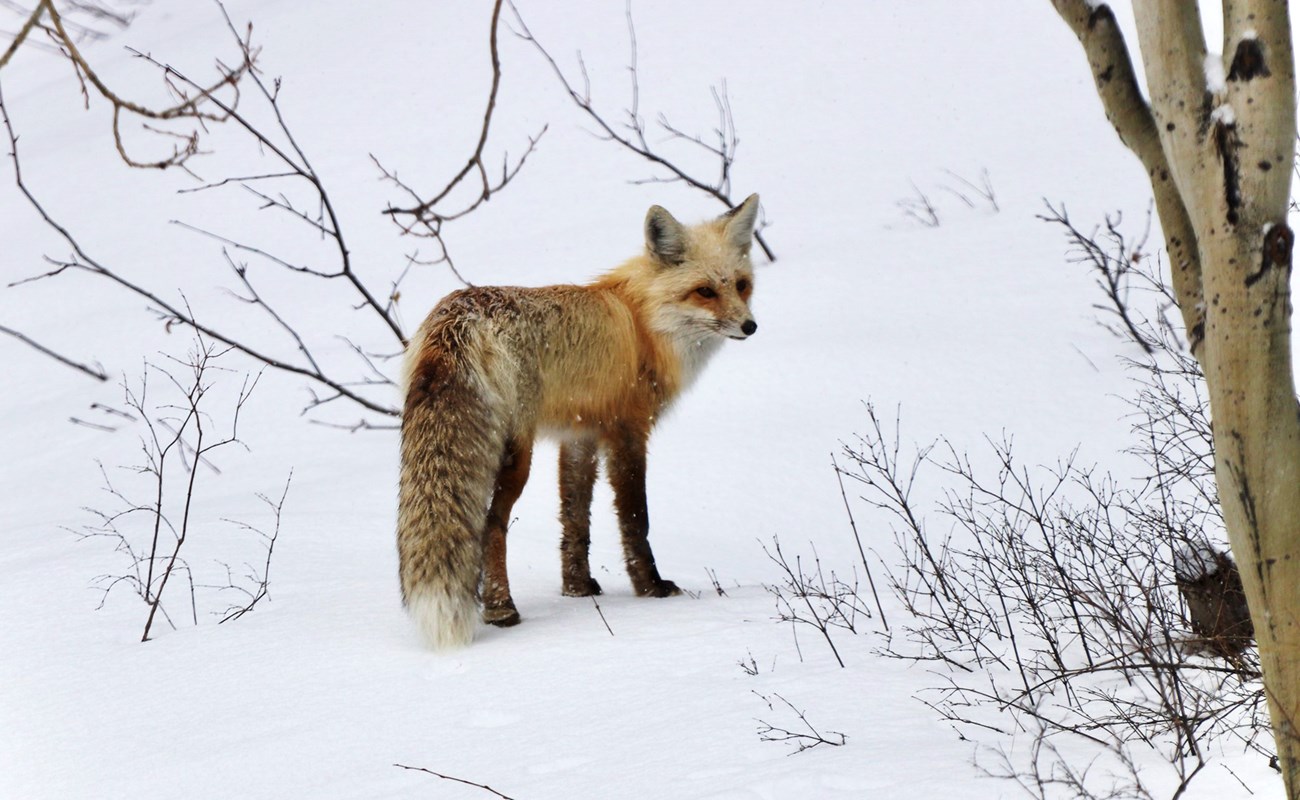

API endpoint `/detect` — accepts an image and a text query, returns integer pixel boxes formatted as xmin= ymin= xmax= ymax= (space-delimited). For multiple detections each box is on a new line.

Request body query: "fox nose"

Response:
xmin=741 ymin=319 xmax=757 ymax=336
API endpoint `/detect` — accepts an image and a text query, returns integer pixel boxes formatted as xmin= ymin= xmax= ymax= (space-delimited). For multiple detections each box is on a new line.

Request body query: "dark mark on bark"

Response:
xmin=1087 ymin=5 xmax=1114 ymax=31
xmin=1228 ymin=38 xmax=1270 ymax=81
xmin=1214 ymin=120 xmax=1242 ymax=226
xmin=1247 ymin=224 xmax=1295 ymax=287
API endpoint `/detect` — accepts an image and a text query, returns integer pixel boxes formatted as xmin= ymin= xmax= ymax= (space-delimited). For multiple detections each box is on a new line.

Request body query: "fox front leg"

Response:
xmin=559 ymin=438 xmax=602 ymax=596
xmin=605 ymin=427 xmax=681 ymax=598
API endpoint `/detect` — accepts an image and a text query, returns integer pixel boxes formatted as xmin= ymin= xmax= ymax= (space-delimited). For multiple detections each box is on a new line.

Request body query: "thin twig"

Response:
xmin=591 ymin=595 xmax=614 ymax=636
xmin=393 ymin=764 xmax=517 ymax=800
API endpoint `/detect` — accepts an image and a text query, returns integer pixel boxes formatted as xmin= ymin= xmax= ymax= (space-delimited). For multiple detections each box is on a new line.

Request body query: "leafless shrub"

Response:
xmin=897 ymin=169 xmax=999 ymax=227
xmin=940 ymin=168 xmax=999 ymax=212
xmin=898 ymin=182 xmax=941 ymax=227
xmin=755 ymin=211 xmax=1266 ymax=796
xmin=843 ymin=402 xmax=1268 ymax=795
xmin=762 ymin=535 xmax=879 ymax=668
xmin=753 ymin=691 xmax=847 ymax=755
xmin=975 ymin=717 xmax=1175 ymax=800
xmin=76 ymin=336 xmax=288 ymax=641
xmin=839 ymin=217 xmax=1267 ymax=796
xmin=508 ymin=0 xmax=774 ymax=261
xmin=738 ymin=650 xmax=761 ymax=677
xmin=832 ymin=451 xmax=889 ymax=631
xmin=704 ymin=566 xmax=729 ymax=597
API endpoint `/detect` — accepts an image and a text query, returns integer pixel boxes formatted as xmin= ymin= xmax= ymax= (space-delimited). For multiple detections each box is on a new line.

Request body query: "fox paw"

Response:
xmin=562 ymin=577 xmax=603 ymax=597
xmin=483 ymin=602 xmax=521 ymax=627
xmin=638 ymin=578 xmax=681 ymax=598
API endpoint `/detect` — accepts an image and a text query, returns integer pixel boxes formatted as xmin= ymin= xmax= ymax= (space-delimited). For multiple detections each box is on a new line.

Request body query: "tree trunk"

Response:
xmin=1052 ymin=1 xmax=1300 ymax=793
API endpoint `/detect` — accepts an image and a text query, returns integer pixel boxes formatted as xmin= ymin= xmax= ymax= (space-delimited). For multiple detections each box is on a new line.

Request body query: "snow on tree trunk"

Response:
xmin=1052 ymin=1 xmax=1300 ymax=794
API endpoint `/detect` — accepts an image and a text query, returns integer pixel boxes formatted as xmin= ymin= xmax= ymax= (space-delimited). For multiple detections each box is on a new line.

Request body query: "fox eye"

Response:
xmin=695 ymin=286 xmax=717 ymax=299
xmin=736 ymin=278 xmax=750 ymax=294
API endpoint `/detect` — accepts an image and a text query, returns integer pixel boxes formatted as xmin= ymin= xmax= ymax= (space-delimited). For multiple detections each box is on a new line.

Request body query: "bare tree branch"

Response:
xmin=0 ymin=17 xmax=403 ymax=420
xmin=378 ymin=0 xmax=546 ymax=284
xmin=0 ymin=321 xmax=106 ymax=380
xmin=508 ymin=0 xmax=775 ymax=261
xmin=1 ymin=0 xmax=251 ymax=169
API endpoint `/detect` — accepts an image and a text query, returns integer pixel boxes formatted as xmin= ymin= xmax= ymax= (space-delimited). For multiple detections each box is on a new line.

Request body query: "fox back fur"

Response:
xmin=398 ymin=194 xmax=760 ymax=648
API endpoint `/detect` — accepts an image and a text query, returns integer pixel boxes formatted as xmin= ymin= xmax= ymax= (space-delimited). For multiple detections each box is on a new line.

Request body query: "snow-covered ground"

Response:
xmin=0 ymin=1 xmax=1284 ymax=797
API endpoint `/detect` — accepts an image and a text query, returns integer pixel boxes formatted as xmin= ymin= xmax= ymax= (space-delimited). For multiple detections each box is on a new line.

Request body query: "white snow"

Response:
xmin=1205 ymin=52 xmax=1227 ymax=93
xmin=1174 ymin=537 xmax=1224 ymax=582
xmin=0 ymin=1 xmax=1289 ymax=799
xmin=1211 ymin=102 xmax=1237 ymax=126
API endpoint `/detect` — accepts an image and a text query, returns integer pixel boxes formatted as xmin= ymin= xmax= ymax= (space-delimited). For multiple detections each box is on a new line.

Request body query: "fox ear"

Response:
xmin=645 ymin=205 xmax=687 ymax=265
xmin=719 ymin=193 xmax=760 ymax=253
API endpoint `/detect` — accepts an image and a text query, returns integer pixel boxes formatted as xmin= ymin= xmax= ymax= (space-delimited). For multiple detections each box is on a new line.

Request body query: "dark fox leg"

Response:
xmin=482 ymin=437 xmax=533 ymax=627
xmin=559 ymin=438 xmax=602 ymax=596
xmin=605 ymin=427 xmax=680 ymax=598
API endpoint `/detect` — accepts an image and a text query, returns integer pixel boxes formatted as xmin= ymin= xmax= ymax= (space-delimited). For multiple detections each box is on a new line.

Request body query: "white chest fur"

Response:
xmin=672 ymin=334 xmax=724 ymax=394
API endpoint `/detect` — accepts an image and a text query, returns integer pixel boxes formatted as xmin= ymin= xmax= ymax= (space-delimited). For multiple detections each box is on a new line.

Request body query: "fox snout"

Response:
xmin=728 ymin=317 xmax=757 ymax=340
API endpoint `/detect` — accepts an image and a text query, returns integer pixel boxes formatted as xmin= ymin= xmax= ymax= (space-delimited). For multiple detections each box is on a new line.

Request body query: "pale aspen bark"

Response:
xmin=1053 ymin=1 xmax=1300 ymax=795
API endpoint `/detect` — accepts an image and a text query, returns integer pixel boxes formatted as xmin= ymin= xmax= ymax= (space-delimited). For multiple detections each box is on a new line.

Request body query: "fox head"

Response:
xmin=641 ymin=193 xmax=760 ymax=343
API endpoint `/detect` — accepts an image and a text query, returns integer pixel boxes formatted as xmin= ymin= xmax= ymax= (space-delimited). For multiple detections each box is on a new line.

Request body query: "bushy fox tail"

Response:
xmin=398 ymin=335 xmax=503 ymax=649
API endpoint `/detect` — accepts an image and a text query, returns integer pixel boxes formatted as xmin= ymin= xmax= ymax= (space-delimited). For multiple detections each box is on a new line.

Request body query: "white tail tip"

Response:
xmin=407 ymin=585 xmax=478 ymax=649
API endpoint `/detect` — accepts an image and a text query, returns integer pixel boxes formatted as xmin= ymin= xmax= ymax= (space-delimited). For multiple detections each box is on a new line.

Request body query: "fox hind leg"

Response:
xmin=605 ymin=427 xmax=681 ymax=598
xmin=482 ymin=436 xmax=533 ymax=627
xmin=559 ymin=438 xmax=602 ymax=597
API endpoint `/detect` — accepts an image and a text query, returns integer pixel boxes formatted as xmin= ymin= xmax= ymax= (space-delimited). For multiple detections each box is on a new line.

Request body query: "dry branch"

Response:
xmin=1 ymin=0 xmax=251 ymax=169
xmin=1 ymin=11 xmax=405 ymax=422
xmin=0 ymin=322 xmax=106 ymax=380
xmin=508 ymin=0 xmax=774 ymax=261
xmin=377 ymin=0 xmax=545 ymax=284
xmin=1040 ymin=201 xmax=1159 ymax=354
xmin=216 ymin=470 xmax=290 ymax=623
xmin=753 ymin=691 xmax=848 ymax=755
xmin=393 ymin=764 xmax=517 ymax=800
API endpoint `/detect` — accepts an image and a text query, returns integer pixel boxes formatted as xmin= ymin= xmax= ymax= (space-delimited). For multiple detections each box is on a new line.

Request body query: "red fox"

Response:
xmin=398 ymin=194 xmax=760 ymax=648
